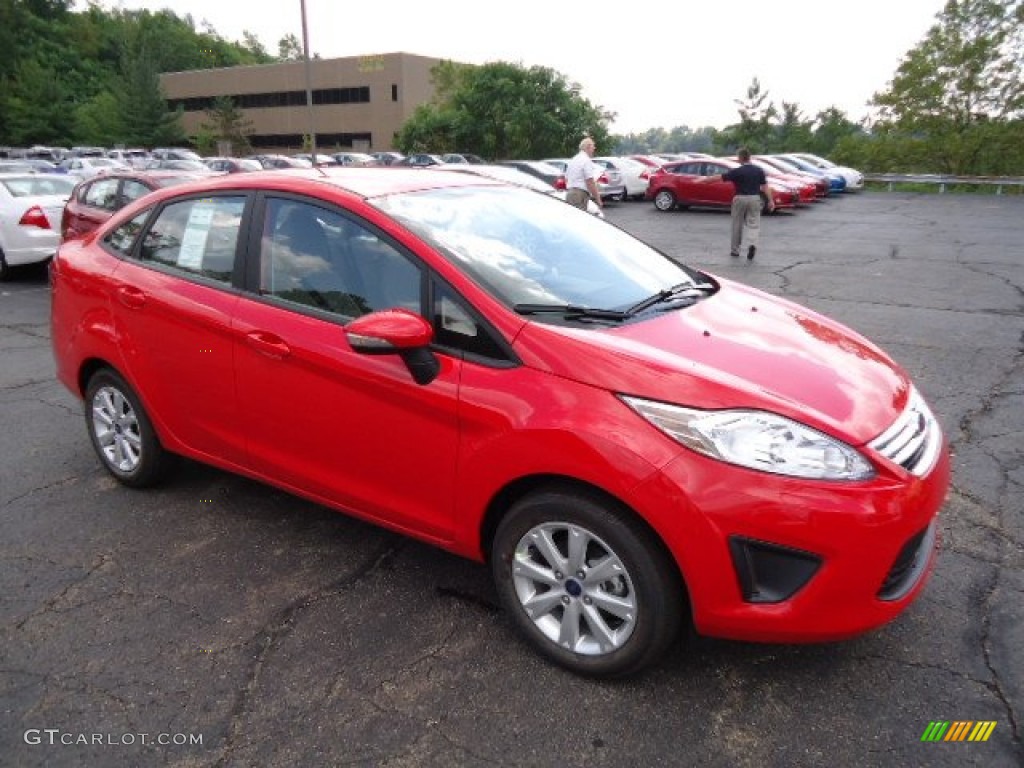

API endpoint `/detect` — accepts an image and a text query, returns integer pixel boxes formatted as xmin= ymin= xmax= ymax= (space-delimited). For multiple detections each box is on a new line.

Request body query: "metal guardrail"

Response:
xmin=863 ymin=173 xmax=1024 ymax=194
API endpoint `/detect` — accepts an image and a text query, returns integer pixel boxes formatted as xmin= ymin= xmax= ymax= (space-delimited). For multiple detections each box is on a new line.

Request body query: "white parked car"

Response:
xmin=436 ymin=163 xmax=604 ymax=218
xmin=58 ymin=157 xmax=130 ymax=180
xmin=107 ymin=148 xmax=150 ymax=169
xmin=787 ymin=152 xmax=864 ymax=190
xmin=0 ymin=173 xmax=77 ymax=279
xmin=548 ymin=157 xmax=627 ymax=201
xmin=599 ymin=156 xmax=652 ymax=200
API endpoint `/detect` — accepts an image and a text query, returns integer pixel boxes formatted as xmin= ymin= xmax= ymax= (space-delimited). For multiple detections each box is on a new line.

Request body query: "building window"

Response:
xmin=392 ymin=84 xmax=398 ymax=102
xmin=168 ymin=86 xmax=371 ymax=113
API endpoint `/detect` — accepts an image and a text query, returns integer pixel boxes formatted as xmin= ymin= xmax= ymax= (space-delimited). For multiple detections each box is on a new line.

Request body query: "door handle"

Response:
xmin=245 ymin=331 xmax=291 ymax=359
xmin=116 ymin=285 xmax=147 ymax=309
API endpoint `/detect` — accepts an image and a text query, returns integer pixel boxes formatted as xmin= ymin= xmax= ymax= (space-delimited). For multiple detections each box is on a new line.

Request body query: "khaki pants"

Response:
xmin=566 ymin=188 xmax=590 ymax=210
xmin=730 ymin=194 xmax=762 ymax=254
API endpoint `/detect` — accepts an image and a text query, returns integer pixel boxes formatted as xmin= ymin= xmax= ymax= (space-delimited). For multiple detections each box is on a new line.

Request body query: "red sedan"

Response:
xmin=51 ymin=168 xmax=948 ymax=676
xmin=61 ymin=169 xmax=210 ymax=241
xmin=646 ymin=158 xmax=799 ymax=212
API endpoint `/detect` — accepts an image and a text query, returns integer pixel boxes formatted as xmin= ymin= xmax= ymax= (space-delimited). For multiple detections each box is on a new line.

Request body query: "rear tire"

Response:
xmin=84 ymin=369 xmax=169 ymax=488
xmin=491 ymin=487 xmax=684 ymax=677
xmin=653 ymin=189 xmax=677 ymax=211
xmin=0 ymin=250 xmax=9 ymax=281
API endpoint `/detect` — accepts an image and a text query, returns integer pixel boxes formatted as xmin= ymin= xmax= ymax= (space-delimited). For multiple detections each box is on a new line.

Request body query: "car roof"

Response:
xmin=132 ymin=167 xmax=506 ymax=203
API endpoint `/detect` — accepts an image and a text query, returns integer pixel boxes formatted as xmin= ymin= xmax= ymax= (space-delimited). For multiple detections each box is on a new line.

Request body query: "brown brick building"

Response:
xmin=159 ymin=52 xmax=445 ymax=155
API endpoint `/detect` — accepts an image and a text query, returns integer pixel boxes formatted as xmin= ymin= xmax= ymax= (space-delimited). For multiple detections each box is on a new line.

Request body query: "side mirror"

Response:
xmin=345 ymin=309 xmax=440 ymax=385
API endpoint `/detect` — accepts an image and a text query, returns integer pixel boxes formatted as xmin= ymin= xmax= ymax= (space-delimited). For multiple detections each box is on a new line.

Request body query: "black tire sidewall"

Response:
xmin=84 ymin=369 xmax=166 ymax=488
xmin=491 ymin=489 xmax=682 ymax=677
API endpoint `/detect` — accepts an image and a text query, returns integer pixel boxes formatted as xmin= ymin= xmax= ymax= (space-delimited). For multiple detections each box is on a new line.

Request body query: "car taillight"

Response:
xmin=598 ymin=173 xmax=609 ymax=184
xmin=639 ymin=170 xmax=650 ymax=180
xmin=19 ymin=206 xmax=51 ymax=229
xmin=554 ymin=176 xmax=566 ymax=190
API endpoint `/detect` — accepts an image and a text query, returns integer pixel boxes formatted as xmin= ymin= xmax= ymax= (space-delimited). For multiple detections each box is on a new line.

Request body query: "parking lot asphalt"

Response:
xmin=1 ymin=191 xmax=1021 ymax=767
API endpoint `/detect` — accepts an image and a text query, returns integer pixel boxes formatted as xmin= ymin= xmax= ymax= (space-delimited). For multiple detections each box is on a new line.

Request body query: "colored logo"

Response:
xmin=921 ymin=721 xmax=996 ymax=742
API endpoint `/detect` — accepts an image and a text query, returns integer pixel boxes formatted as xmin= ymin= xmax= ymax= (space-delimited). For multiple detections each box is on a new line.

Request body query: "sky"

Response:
xmin=102 ymin=0 xmax=951 ymax=134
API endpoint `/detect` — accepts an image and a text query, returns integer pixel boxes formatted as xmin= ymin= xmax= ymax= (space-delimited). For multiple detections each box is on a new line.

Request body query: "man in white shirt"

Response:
xmin=565 ymin=137 xmax=603 ymax=211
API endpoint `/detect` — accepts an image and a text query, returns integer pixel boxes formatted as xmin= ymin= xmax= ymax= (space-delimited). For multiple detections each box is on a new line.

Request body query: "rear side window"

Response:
xmin=121 ymin=180 xmax=153 ymax=205
xmin=0 ymin=176 xmax=76 ymax=197
xmin=83 ymin=178 xmax=120 ymax=210
xmin=105 ymin=211 xmax=151 ymax=256
xmin=139 ymin=196 xmax=245 ymax=283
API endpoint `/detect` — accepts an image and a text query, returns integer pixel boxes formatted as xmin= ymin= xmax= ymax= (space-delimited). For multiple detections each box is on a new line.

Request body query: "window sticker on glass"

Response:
xmin=177 ymin=202 xmax=216 ymax=270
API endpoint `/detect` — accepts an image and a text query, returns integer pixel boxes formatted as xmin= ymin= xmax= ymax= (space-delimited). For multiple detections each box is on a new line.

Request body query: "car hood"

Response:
xmin=513 ymin=277 xmax=908 ymax=444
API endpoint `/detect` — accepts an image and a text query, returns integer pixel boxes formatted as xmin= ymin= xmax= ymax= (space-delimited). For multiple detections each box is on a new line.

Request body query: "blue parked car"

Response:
xmin=771 ymin=154 xmax=847 ymax=192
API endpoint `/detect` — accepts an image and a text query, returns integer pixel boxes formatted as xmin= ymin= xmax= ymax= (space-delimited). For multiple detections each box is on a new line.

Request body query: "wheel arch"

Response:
xmin=479 ymin=473 xmax=691 ymax=611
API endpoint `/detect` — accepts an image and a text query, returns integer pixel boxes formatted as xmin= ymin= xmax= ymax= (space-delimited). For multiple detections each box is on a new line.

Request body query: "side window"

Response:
xmin=432 ymin=281 xmax=507 ymax=361
xmin=104 ymin=211 xmax=151 ymax=256
xmin=138 ymin=196 xmax=244 ymax=283
xmin=260 ymin=197 xmax=421 ymax=318
xmin=121 ymin=180 xmax=152 ymax=205
xmin=83 ymin=178 xmax=119 ymax=210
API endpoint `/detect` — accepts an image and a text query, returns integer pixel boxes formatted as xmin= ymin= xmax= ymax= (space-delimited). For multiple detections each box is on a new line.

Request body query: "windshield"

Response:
xmin=373 ymin=185 xmax=700 ymax=311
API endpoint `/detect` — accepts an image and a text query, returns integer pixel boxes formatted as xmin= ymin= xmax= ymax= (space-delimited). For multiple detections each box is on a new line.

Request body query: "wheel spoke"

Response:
xmin=557 ymin=598 xmax=582 ymax=649
xmin=582 ymin=603 xmax=619 ymax=651
xmin=521 ymin=589 xmax=564 ymax=620
xmin=531 ymin=528 xmax=567 ymax=573
xmin=590 ymin=589 xmax=635 ymax=621
xmin=92 ymin=403 xmax=114 ymax=429
xmin=566 ymin=525 xmax=588 ymax=573
xmin=584 ymin=554 xmax=623 ymax=583
xmin=513 ymin=555 xmax=560 ymax=588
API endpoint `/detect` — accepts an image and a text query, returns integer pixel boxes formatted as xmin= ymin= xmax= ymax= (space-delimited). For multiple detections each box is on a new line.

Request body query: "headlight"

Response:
xmin=620 ymin=396 xmax=875 ymax=481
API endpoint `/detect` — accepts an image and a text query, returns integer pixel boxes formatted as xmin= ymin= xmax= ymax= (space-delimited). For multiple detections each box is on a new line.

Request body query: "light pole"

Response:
xmin=300 ymin=0 xmax=317 ymax=160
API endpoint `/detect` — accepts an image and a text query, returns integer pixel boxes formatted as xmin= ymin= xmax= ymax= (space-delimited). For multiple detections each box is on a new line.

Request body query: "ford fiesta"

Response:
xmin=50 ymin=168 xmax=949 ymax=677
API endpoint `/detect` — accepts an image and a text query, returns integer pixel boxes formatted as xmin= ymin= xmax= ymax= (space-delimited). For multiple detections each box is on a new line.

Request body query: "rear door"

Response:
xmin=105 ymin=193 xmax=250 ymax=466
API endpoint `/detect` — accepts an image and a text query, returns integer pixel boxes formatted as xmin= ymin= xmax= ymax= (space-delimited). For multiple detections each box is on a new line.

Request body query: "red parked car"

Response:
xmin=61 ymin=170 xmax=209 ymax=241
xmin=50 ymin=168 xmax=949 ymax=676
xmin=646 ymin=158 xmax=799 ymax=212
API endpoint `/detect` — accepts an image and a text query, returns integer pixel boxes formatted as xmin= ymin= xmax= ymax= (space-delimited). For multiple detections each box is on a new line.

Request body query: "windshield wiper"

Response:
xmin=513 ymin=303 xmax=630 ymax=321
xmin=625 ymin=281 xmax=715 ymax=316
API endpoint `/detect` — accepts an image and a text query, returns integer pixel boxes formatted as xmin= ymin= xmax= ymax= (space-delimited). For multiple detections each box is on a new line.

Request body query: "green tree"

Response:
xmin=278 ymin=33 xmax=302 ymax=61
xmin=870 ymin=0 xmax=1024 ymax=173
xmin=117 ymin=42 xmax=187 ymax=147
xmin=718 ymin=77 xmax=778 ymax=152
xmin=75 ymin=91 xmax=124 ymax=146
xmin=396 ymin=61 xmax=612 ymax=159
xmin=200 ymin=96 xmax=254 ymax=155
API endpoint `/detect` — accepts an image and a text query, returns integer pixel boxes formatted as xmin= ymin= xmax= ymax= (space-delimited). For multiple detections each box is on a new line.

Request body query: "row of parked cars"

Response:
xmin=0 ymin=144 xmax=862 ymax=280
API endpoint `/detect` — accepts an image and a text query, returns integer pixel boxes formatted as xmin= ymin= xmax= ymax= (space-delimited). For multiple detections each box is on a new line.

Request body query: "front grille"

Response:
xmin=868 ymin=388 xmax=942 ymax=477
xmin=878 ymin=522 xmax=936 ymax=600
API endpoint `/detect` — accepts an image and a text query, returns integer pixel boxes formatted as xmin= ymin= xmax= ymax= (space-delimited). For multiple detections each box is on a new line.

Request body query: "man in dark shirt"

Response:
xmin=700 ymin=147 xmax=774 ymax=259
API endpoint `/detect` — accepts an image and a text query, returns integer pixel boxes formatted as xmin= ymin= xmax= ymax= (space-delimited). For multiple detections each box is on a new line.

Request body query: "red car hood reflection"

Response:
xmin=514 ymin=278 xmax=909 ymax=444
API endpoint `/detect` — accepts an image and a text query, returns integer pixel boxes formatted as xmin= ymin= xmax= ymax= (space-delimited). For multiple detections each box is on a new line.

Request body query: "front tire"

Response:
xmin=491 ymin=488 xmax=684 ymax=677
xmin=84 ymin=369 xmax=168 ymax=488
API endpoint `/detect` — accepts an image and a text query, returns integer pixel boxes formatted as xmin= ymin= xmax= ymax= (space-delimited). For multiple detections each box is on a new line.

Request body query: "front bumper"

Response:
xmin=631 ymin=438 xmax=950 ymax=643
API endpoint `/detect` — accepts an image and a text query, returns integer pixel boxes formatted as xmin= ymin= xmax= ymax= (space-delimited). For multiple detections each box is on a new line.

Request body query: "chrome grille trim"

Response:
xmin=868 ymin=388 xmax=942 ymax=477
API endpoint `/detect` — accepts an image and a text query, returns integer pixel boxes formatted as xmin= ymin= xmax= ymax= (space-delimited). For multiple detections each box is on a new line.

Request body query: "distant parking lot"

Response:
xmin=1 ymin=191 xmax=1021 ymax=767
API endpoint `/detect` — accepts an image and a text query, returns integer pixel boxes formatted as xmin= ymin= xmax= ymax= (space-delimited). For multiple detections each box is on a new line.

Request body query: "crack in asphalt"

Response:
xmin=211 ymin=538 xmax=404 ymax=768
xmin=4 ymin=322 xmax=51 ymax=338
xmin=979 ymin=568 xmax=1022 ymax=746
xmin=2 ymin=475 xmax=80 ymax=508
xmin=949 ymin=327 xmax=1024 ymax=749
xmin=0 ymin=378 xmax=54 ymax=393
xmin=13 ymin=553 xmax=116 ymax=631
